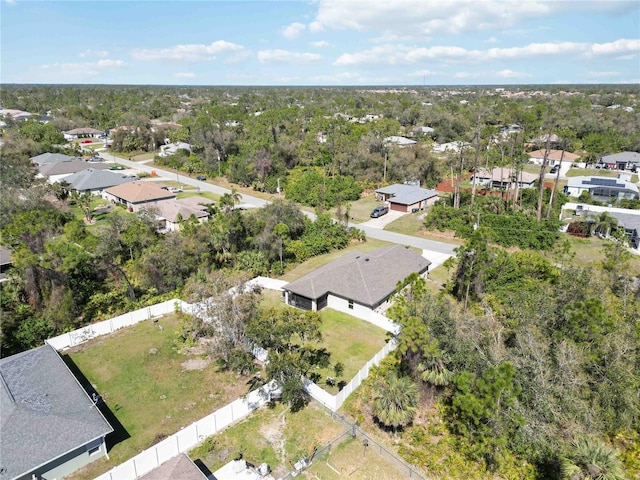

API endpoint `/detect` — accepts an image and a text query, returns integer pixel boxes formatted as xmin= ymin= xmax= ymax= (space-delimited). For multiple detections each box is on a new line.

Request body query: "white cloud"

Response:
xmin=334 ymin=39 xmax=640 ymax=66
xmin=310 ymin=0 xmax=552 ymax=37
xmin=311 ymin=40 xmax=330 ymax=48
xmin=79 ymin=49 xmax=109 ymax=58
xmin=175 ymin=72 xmax=196 ymax=79
xmin=485 ymin=37 xmax=498 ymax=44
xmin=282 ymin=22 xmax=306 ymax=39
xmin=131 ymin=41 xmax=246 ymax=62
xmin=257 ymin=49 xmax=323 ymax=64
xmin=39 ymin=59 xmax=126 ymax=77
xmin=309 ymin=0 xmax=635 ymax=40
xmin=496 ymin=69 xmax=531 ymax=79
xmin=408 ymin=69 xmax=442 ymax=77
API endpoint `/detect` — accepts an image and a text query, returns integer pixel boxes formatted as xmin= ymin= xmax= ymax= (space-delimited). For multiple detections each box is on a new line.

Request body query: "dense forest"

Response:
xmin=1 ymin=84 xmax=639 ymax=479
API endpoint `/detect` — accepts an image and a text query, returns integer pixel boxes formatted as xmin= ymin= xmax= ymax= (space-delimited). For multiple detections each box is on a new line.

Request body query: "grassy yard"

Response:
xmin=306 ymin=435 xmax=416 ymax=480
xmin=314 ymin=309 xmax=389 ymax=391
xmin=332 ymin=194 xmax=380 ymax=224
xmin=66 ymin=314 xmax=254 ymax=480
xmin=191 ymin=401 xmax=347 ymax=478
xmin=258 ymin=292 xmax=389 ymax=392
xmin=385 ymin=211 xmax=464 ymax=246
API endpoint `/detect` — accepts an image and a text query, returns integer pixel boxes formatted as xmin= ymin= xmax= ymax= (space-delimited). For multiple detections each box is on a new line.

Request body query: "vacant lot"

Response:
xmin=66 ymin=314 xmax=253 ymax=480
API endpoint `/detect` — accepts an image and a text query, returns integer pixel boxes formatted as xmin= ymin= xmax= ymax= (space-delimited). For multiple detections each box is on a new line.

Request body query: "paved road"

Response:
xmin=97 ymin=152 xmax=457 ymax=260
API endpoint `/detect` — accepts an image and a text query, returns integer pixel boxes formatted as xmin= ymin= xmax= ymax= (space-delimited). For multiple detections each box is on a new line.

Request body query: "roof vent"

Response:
xmin=355 ymin=256 xmax=360 ymax=259
xmin=365 ymin=258 xmax=370 ymax=262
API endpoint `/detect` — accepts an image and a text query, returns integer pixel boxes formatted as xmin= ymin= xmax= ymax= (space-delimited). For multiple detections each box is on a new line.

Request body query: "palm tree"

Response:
xmin=230 ymin=188 xmax=242 ymax=209
xmin=419 ymin=350 xmax=454 ymax=387
xmin=372 ymin=372 xmax=419 ymax=432
xmin=561 ymin=438 xmax=625 ymax=480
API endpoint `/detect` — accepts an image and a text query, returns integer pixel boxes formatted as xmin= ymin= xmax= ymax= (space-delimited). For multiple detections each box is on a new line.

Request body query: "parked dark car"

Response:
xmin=196 ymin=175 xmax=206 ymax=181
xmin=550 ymin=166 xmax=558 ymax=174
xmin=370 ymin=206 xmax=389 ymax=218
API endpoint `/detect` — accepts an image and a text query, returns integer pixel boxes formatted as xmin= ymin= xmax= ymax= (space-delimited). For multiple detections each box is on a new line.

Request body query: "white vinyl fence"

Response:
xmin=46 ymin=299 xmax=187 ymax=350
xmin=303 ymin=338 xmax=397 ymax=411
xmin=94 ymin=381 xmax=279 ymax=480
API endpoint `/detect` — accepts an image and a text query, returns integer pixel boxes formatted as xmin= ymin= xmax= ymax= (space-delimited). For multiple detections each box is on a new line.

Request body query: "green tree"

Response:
xmin=372 ymin=372 xmax=419 ymax=432
xmin=561 ymin=438 xmax=625 ymax=480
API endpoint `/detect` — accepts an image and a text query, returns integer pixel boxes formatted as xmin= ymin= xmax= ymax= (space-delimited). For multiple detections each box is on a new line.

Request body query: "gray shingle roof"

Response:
xmin=600 ymin=151 xmax=640 ymax=164
xmin=375 ymin=184 xmax=438 ymax=205
xmin=30 ymin=152 xmax=78 ymax=165
xmin=64 ymin=168 xmax=135 ymax=191
xmin=0 ymin=345 xmax=113 ymax=480
xmin=38 ymin=160 xmax=108 ymax=177
xmin=284 ymin=245 xmax=431 ymax=307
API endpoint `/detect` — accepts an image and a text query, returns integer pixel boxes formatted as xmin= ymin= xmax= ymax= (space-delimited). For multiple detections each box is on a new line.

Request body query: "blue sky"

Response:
xmin=1 ymin=0 xmax=639 ymax=85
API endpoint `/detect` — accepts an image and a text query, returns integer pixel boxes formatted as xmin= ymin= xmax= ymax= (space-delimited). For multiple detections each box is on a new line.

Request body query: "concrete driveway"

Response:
xmin=359 ymin=209 xmax=406 ymax=228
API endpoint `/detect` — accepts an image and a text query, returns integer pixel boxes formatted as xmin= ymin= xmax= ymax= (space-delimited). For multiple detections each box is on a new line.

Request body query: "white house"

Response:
xmin=564 ymin=176 xmax=639 ymax=202
xmin=433 ymin=141 xmax=469 ymax=153
xmin=63 ymin=127 xmax=105 ymax=141
xmin=158 ymin=142 xmax=192 ymax=158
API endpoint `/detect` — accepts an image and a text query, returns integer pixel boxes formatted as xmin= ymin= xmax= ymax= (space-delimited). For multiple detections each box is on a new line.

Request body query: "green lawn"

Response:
xmin=385 ymin=211 xmax=464 ymax=246
xmin=191 ymin=401 xmax=347 ymax=478
xmin=314 ymin=309 xmax=388 ymax=391
xmin=66 ymin=314 xmax=254 ymax=480
xmin=330 ymin=195 xmax=380 ymax=224
xmin=258 ymin=291 xmax=389 ymax=392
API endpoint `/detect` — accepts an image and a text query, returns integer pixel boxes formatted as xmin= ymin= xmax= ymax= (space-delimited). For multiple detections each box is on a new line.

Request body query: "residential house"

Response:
xmin=472 ymin=167 xmax=538 ymax=189
xmin=0 ymin=247 xmax=13 ymax=282
xmin=138 ymin=454 xmax=207 ymax=480
xmin=102 ymin=181 xmax=176 ymax=212
xmin=38 ymin=160 xmax=109 ymax=184
xmin=0 ymin=344 xmax=113 ymax=480
xmin=153 ymin=199 xmax=210 ymax=232
xmin=598 ymin=152 xmax=640 ymax=171
xmin=608 ymin=211 xmax=640 ymax=251
xmin=0 ymin=108 xmax=32 ymax=122
xmin=433 ymin=141 xmax=469 ymax=153
xmin=63 ymin=127 xmax=105 ymax=141
xmin=375 ymin=183 xmax=439 ymax=212
xmin=528 ymin=149 xmax=581 ymax=166
xmin=413 ymin=126 xmax=435 ymax=135
xmin=63 ymin=168 xmax=136 ymax=194
xmin=500 ymin=124 xmax=523 ymax=136
xmin=283 ymin=245 xmax=431 ymax=315
xmin=158 ymin=142 xmax=192 ymax=158
xmin=30 ymin=152 xmax=79 ymax=166
xmin=383 ymin=136 xmax=417 ymax=147
xmin=564 ymin=176 xmax=639 ymax=202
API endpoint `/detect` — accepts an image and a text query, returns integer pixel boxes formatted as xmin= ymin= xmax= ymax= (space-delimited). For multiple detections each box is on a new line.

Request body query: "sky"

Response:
xmin=1 ymin=0 xmax=639 ymax=86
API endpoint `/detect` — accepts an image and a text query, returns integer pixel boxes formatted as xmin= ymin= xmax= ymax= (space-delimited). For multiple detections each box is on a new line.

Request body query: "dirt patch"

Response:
xmin=186 ymin=337 xmax=215 ymax=356
xmin=181 ymin=357 xmax=211 ymax=371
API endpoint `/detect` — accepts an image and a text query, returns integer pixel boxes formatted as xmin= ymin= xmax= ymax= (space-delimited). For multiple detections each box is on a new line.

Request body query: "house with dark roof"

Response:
xmin=138 ymin=454 xmax=207 ymax=480
xmin=608 ymin=211 xmax=640 ymax=251
xmin=375 ymin=184 xmax=439 ymax=212
xmin=102 ymin=181 xmax=176 ymax=212
xmin=63 ymin=168 xmax=135 ymax=194
xmin=598 ymin=152 xmax=640 ymax=171
xmin=0 ymin=344 xmax=113 ymax=480
xmin=564 ymin=176 xmax=639 ymax=202
xmin=283 ymin=245 xmax=431 ymax=315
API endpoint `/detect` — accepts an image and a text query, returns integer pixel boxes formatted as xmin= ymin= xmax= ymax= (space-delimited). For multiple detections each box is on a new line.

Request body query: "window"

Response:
xmin=87 ymin=445 xmax=101 ymax=457
xmin=348 ymin=299 xmax=354 ymax=310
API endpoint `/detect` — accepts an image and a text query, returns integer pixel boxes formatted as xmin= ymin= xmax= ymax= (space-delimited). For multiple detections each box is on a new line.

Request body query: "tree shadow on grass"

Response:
xmin=61 ymin=353 xmax=131 ymax=452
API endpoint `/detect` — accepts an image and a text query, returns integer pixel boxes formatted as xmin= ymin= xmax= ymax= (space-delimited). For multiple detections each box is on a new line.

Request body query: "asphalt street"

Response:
xmin=97 ymin=151 xmax=457 ymax=263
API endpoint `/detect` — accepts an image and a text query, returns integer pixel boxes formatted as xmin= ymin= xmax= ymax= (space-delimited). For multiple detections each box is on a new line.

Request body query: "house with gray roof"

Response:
xmin=375 ymin=184 xmax=439 ymax=212
xmin=63 ymin=168 xmax=135 ymax=194
xmin=30 ymin=152 xmax=79 ymax=166
xmin=38 ymin=159 xmax=108 ymax=184
xmin=0 ymin=247 xmax=13 ymax=283
xmin=0 ymin=344 xmax=113 ymax=480
xmin=599 ymin=152 xmax=640 ymax=171
xmin=63 ymin=127 xmax=105 ymax=141
xmin=564 ymin=176 xmax=639 ymax=202
xmin=283 ymin=245 xmax=431 ymax=315
xmin=608 ymin=211 xmax=640 ymax=251
xmin=152 ymin=199 xmax=210 ymax=232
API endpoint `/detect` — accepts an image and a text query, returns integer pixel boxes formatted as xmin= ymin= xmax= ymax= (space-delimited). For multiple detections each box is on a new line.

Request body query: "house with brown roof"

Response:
xmin=102 ymin=181 xmax=176 ymax=212
xmin=153 ymin=199 xmax=210 ymax=232
xmin=283 ymin=245 xmax=431 ymax=316
xmin=528 ymin=149 xmax=580 ymax=166
xmin=472 ymin=167 xmax=538 ymax=189
xmin=138 ymin=454 xmax=207 ymax=480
